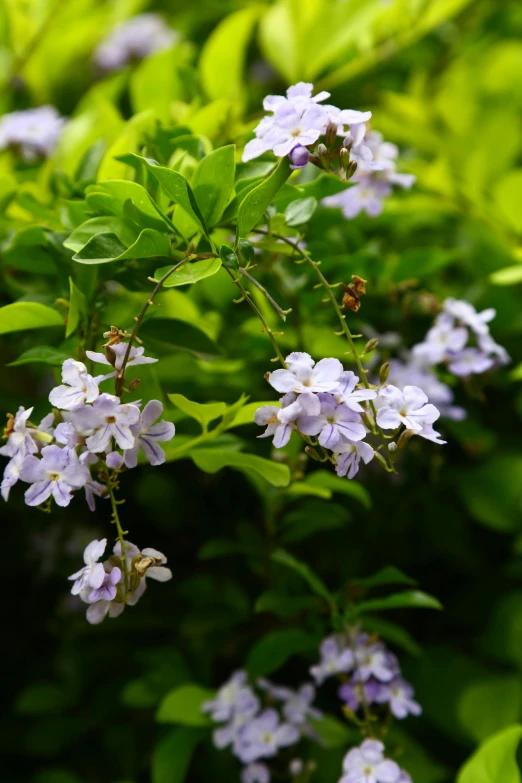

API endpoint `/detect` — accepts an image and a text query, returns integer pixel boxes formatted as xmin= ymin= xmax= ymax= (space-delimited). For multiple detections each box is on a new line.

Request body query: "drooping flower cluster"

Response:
xmin=1 ymin=344 xmax=175 ymax=509
xmin=255 ymin=352 xmax=444 ymax=479
xmin=201 ymin=670 xmax=322 ymax=783
xmin=242 ymin=82 xmax=378 ymax=175
xmin=340 ymin=739 xmax=412 ymax=783
xmin=94 ymin=13 xmax=178 ymax=71
xmin=0 ymin=105 xmax=66 ymax=160
xmin=323 ymin=128 xmax=415 ymax=218
xmin=69 ymin=537 xmax=172 ymax=624
xmin=310 ymin=631 xmax=421 ymax=723
xmin=411 ymin=298 xmax=509 ymax=378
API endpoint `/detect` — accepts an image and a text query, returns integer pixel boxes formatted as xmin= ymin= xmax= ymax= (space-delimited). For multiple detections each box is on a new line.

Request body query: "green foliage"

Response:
xmin=457 ymin=725 xmax=522 ymax=783
xmin=156 ymin=684 xmax=214 ymax=727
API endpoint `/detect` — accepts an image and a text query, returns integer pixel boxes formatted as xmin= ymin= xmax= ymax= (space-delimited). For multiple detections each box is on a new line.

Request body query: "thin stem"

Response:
xmin=254 ymin=228 xmax=394 ymax=471
xmin=223 ymin=267 xmax=287 ymax=367
xmin=115 ymin=254 xmax=196 ymax=396
xmin=239 ymin=267 xmax=290 ymax=321
xmin=108 ymin=480 xmax=129 ymax=600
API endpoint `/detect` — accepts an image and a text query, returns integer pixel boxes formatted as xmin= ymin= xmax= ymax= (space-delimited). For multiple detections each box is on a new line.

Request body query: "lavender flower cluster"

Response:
xmin=323 ymin=129 xmax=416 ymax=219
xmin=0 ymin=105 xmax=66 ymax=160
xmin=202 ymin=671 xmax=322 ymax=783
xmin=1 ymin=342 xmax=174 ymax=508
xmin=94 ymin=13 xmax=178 ymax=71
xmin=69 ymin=537 xmax=172 ymax=624
xmin=255 ymin=351 xmax=445 ymax=479
xmin=341 ymin=740 xmax=412 ymax=783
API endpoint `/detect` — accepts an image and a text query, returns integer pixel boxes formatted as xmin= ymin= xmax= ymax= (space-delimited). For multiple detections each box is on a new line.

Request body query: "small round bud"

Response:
xmin=388 ymin=441 xmax=397 ymax=453
xmin=288 ymin=145 xmax=310 ymax=169
xmin=129 ymin=377 xmax=140 ymax=391
xmin=106 ymin=451 xmax=124 ymax=470
xmin=363 ymin=337 xmax=379 ymax=354
xmin=379 ymin=362 xmax=390 ymax=384
xmin=289 ymin=759 xmax=304 ymax=776
xmin=316 ymin=143 xmax=327 ymax=158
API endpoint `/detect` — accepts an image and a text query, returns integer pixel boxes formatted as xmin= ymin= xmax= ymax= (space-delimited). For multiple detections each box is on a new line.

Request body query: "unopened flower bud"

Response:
xmin=305 ymin=445 xmax=323 ymax=462
xmin=363 ymin=338 xmax=379 ymax=354
xmin=379 ymin=362 xmax=390 ymax=384
xmin=106 ymin=451 xmax=124 ymax=470
xmin=339 ymin=146 xmax=350 ymax=170
xmin=397 ymin=429 xmax=415 ymax=450
xmin=288 ymin=145 xmax=310 ymax=169
xmin=388 ymin=441 xmax=397 ymax=453
xmin=343 ymin=134 xmax=353 ymax=149
xmin=316 ymin=143 xmax=327 ymax=158
xmin=325 ymin=121 xmax=338 ymax=148
xmin=289 ymin=759 xmax=304 ymax=776
xmin=129 ymin=377 xmax=140 ymax=391
xmin=104 ymin=345 xmax=117 ymax=366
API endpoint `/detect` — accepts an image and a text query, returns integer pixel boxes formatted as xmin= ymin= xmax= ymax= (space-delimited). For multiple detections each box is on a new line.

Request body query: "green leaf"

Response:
xmin=128 ymin=154 xmax=208 ymax=237
xmin=255 ymin=590 xmax=320 ymax=618
xmin=191 ymin=146 xmax=236 ymax=227
xmin=7 ymin=346 xmax=70 ymax=367
xmin=246 ymin=628 xmax=319 ymax=678
xmin=66 ymin=277 xmax=86 ymax=338
xmin=490 ymin=265 xmax=522 ymax=286
xmin=85 ymin=180 xmax=167 ymax=229
xmin=0 ymin=302 xmax=62 ymax=335
xmin=155 ymin=258 xmax=222 ymax=288
xmin=15 ymin=682 xmax=71 ymax=715
xmin=152 ymin=727 xmax=204 ymax=783
xmin=457 ymin=725 xmax=522 ymax=783
xmin=219 ymin=244 xmax=239 ymax=273
xmin=73 ymin=229 xmax=171 ymax=265
xmin=285 ymin=197 xmax=318 ymax=226
xmin=156 ymin=684 xmax=214 ymax=726
xmin=360 ymin=616 xmax=422 ymax=656
xmin=237 ymin=158 xmax=292 ymax=238
xmin=189 ymin=448 xmax=291 ymax=487
xmin=270 ymin=548 xmax=336 ymax=608
xmin=458 ymin=677 xmax=522 ymax=743
xmin=63 ymin=217 xmax=140 ymax=254
xmin=494 ymin=170 xmax=522 ymax=233
xmin=459 ymin=455 xmax=522 ymax=532
xmin=199 ymin=6 xmax=261 ymax=102
xmin=352 ymin=566 xmax=417 ymax=589
xmin=309 ymin=714 xmax=359 ymax=749
xmin=168 ymin=393 xmax=227 ymax=429
xmin=355 ymin=590 xmax=442 ymax=614
xmin=305 ymin=470 xmax=371 ymax=509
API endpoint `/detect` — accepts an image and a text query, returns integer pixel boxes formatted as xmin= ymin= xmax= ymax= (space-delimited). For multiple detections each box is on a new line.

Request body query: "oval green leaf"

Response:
xmin=155 ymin=258 xmax=222 ymax=288
xmin=0 ymin=302 xmax=63 ymax=335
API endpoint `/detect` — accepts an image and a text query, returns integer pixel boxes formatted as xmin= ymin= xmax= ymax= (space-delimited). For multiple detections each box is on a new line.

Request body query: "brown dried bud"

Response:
xmin=379 ymin=362 xmax=390 ymax=384
xmin=3 ymin=412 xmax=15 ymax=440
xmin=341 ymin=275 xmax=367 ymax=312
xmin=305 ymin=445 xmax=323 ymax=462
xmin=129 ymin=377 xmax=140 ymax=391
xmin=104 ymin=345 xmax=117 ymax=366
xmin=103 ymin=325 xmax=130 ymax=346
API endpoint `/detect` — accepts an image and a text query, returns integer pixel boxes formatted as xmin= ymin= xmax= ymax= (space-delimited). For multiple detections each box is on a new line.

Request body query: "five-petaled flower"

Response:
xmin=71 ymin=393 xmax=140 ymax=452
xmin=376 ymin=385 xmax=440 ymax=434
xmin=269 ymin=353 xmax=343 ymax=395
xmin=123 ymin=400 xmax=175 ymax=468
xmin=20 ymin=444 xmax=89 ymax=507
xmin=49 ymin=359 xmax=100 ymax=410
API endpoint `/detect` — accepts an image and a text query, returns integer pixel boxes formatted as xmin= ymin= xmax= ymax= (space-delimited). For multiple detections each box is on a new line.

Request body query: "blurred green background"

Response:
xmin=1 ymin=0 xmax=522 ymax=781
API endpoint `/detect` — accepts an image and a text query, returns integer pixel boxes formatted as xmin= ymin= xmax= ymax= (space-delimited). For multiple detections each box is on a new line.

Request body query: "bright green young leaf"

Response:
xmin=189 ymin=448 xmax=291 ymax=487
xmin=246 ymin=628 xmax=319 ymax=678
xmin=66 ymin=277 xmax=86 ymax=338
xmin=355 ymin=590 xmax=442 ymax=614
xmin=128 ymin=154 xmax=208 ymax=237
xmin=494 ymin=170 xmax=522 ymax=233
xmin=168 ymin=393 xmax=227 ymax=429
xmin=156 ymin=684 xmax=214 ymax=726
xmin=85 ymin=180 xmax=166 ymax=228
xmin=490 ymin=265 xmax=522 ymax=286
xmin=191 ymin=146 xmax=236 ymax=227
xmin=457 ymin=677 xmax=522 ymax=743
xmin=237 ymin=158 xmax=292 ymax=238
xmin=199 ymin=6 xmax=261 ymax=102
xmin=63 ymin=217 xmax=139 ymax=254
xmin=155 ymin=258 xmax=222 ymax=288
xmin=270 ymin=549 xmax=336 ymax=608
xmin=457 ymin=724 xmax=522 ymax=783
xmin=7 ymin=346 xmax=70 ymax=367
xmin=73 ymin=229 xmax=171 ymax=264
xmin=223 ymin=401 xmax=279 ymax=429
xmin=0 ymin=302 xmax=63 ymax=335
xmin=285 ymin=196 xmax=318 ymax=226
xmin=352 ymin=566 xmax=417 ymax=589
xmin=152 ymin=726 xmax=204 ymax=783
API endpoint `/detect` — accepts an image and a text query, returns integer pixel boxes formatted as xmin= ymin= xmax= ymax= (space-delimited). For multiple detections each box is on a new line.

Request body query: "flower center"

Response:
xmin=261 ymin=732 xmax=274 ymax=744
xmin=49 ymin=473 xmax=60 ymax=481
xmin=106 ymin=416 xmax=116 ymax=423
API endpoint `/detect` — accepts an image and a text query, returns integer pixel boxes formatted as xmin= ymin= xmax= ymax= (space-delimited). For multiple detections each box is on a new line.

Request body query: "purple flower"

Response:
xmin=0 ymin=105 xmax=65 ymax=160
xmin=412 ymin=322 xmax=468 ymax=366
xmin=235 ymin=708 xmax=299 ymax=763
xmin=298 ymin=393 xmax=366 ymax=449
xmin=344 ymin=124 xmax=384 ymax=172
xmin=376 ymin=385 xmax=440 ymax=433
xmin=324 ymin=179 xmax=392 ymax=218
xmin=336 ymin=371 xmax=377 ymax=412
xmin=310 ymin=636 xmax=354 ymax=684
xmin=242 ymin=763 xmax=270 ymax=783
xmin=202 ymin=670 xmax=258 ymax=724
xmin=88 ymin=567 xmax=122 ymax=602
xmin=123 ymin=400 xmax=175 ymax=468
xmin=375 ymin=677 xmax=422 ymax=720
xmin=86 ymin=342 xmax=157 ymax=381
xmin=257 ymin=681 xmax=322 ymax=725
xmin=386 ymin=360 xmax=466 ymax=421
xmin=335 ymin=439 xmax=375 ymax=479
xmin=478 ymin=332 xmax=510 ymax=365
xmin=339 ymin=680 xmax=381 ymax=711
xmin=443 ymin=298 xmax=496 ymax=335
xmin=1 ymin=452 xmax=24 ymax=501
xmin=94 ymin=13 xmax=178 ymax=71
xmin=106 ymin=451 xmax=124 ymax=470
xmin=19 ymin=445 xmax=89 ymax=507
xmin=49 ymin=359 xmax=99 ymax=410
xmin=255 ymin=392 xmax=320 ymax=448
xmin=269 ymin=353 xmax=343 ymax=396
xmin=0 ymin=407 xmax=38 ymax=459
xmin=447 ymin=348 xmax=495 ymax=377
xmin=84 ymin=476 xmax=107 ymax=512
xmin=71 ymin=393 xmax=140 ymax=452
xmin=68 ymin=538 xmax=107 ymax=595
xmin=288 ymin=145 xmax=310 ymax=169
xmin=341 ymin=739 xmax=401 ymax=783
xmin=353 ymin=642 xmax=397 ymax=683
